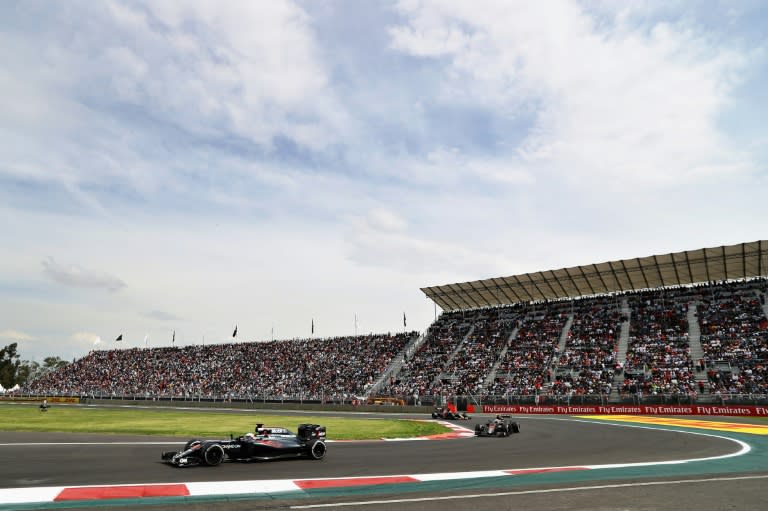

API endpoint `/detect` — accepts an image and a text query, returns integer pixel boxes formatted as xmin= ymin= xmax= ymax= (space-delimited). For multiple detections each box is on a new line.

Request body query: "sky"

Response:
xmin=1 ymin=0 xmax=767 ymax=362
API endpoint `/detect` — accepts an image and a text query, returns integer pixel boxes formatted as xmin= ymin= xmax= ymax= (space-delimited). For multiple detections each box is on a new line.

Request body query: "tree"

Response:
xmin=17 ymin=357 xmax=69 ymax=386
xmin=0 ymin=343 xmax=21 ymax=389
xmin=15 ymin=360 xmax=42 ymax=386
xmin=42 ymin=356 xmax=68 ymax=372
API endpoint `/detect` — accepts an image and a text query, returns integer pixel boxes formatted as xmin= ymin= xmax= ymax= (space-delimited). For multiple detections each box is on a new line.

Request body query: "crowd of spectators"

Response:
xmin=619 ymin=293 xmax=696 ymax=398
xmin=706 ymin=364 xmax=767 ymax=396
xmin=436 ymin=308 xmax=519 ymax=395
xmin=383 ymin=316 xmax=473 ymax=398
xmin=24 ymin=332 xmax=416 ymax=401
xmin=553 ymin=300 xmax=621 ymax=396
xmin=698 ymin=286 xmax=768 ymax=368
xmin=20 ymin=279 xmax=768 ymax=404
xmin=618 ymin=368 xmax=698 ymax=398
xmin=624 ymin=294 xmax=690 ymax=373
xmin=485 ymin=312 xmax=567 ymax=397
xmin=697 ymin=281 xmax=768 ymax=395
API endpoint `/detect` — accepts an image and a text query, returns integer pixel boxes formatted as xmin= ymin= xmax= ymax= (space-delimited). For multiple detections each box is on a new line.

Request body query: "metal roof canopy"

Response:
xmin=421 ymin=240 xmax=768 ymax=312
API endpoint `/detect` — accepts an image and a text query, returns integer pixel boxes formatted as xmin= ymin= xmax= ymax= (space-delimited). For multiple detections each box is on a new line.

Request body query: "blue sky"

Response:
xmin=1 ymin=0 xmax=766 ymax=361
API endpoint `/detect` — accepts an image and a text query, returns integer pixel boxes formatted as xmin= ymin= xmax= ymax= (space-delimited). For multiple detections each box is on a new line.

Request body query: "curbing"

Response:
xmin=0 ymin=467 xmax=592 ymax=507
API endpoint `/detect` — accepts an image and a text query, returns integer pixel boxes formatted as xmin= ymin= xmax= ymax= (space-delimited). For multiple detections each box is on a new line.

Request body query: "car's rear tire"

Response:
xmin=202 ymin=443 xmax=225 ymax=466
xmin=511 ymin=422 xmax=520 ymax=434
xmin=310 ymin=440 xmax=327 ymax=460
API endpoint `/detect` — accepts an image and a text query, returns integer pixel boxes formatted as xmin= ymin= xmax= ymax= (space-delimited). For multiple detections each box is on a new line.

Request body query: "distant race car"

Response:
xmin=474 ymin=415 xmax=521 ymax=437
xmin=161 ymin=423 xmax=327 ymax=467
xmin=431 ymin=407 xmax=471 ymax=420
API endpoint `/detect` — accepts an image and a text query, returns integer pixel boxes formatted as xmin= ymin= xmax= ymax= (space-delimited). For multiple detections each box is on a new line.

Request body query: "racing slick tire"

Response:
xmin=474 ymin=424 xmax=482 ymax=436
xmin=432 ymin=413 xmax=438 ymax=419
xmin=309 ymin=440 xmax=327 ymax=460
xmin=510 ymin=422 xmax=520 ymax=434
xmin=202 ymin=443 xmax=225 ymax=466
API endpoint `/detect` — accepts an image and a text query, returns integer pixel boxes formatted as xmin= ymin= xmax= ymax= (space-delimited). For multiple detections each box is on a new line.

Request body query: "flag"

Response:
xmin=115 ymin=334 xmax=123 ymax=341
xmin=311 ymin=319 xmax=314 ymax=334
xmin=232 ymin=325 xmax=238 ymax=338
xmin=172 ymin=330 xmax=175 ymax=344
xmin=403 ymin=312 xmax=407 ymax=328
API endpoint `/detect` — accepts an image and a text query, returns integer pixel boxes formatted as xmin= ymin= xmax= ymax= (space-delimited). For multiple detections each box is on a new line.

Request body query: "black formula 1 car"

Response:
xmin=431 ymin=407 xmax=471 ymax=420
xmin=474 ymin=416 xmax=521 ymax=437
xmin=161 ymin=423 xmax=327 ymax=467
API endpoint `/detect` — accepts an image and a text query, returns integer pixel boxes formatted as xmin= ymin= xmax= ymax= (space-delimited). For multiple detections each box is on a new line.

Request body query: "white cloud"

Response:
xmin=390 ymin=0 xmax=755 ymax=187
xmin=366 ymin=209 xmax=408 ymax=233
xmin=144 ymin=310 xmax=181 ymax=322
xmin=0 ymin=330 xmax=34 ymax=343
xmin=70 ymin=332 xmax=101 ymax=348
xmin=346 ymin=207 xmax=517 ymax=279
xmin=41 ymin=257 xmax=126 ymax=292
xmin=100 ymin=0 xmax=342 ymax=149
xmin=0 ymin=0 xmax=347 ymax=204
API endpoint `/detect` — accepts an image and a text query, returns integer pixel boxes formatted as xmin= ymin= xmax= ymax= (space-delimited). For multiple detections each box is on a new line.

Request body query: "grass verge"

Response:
xmin=0 ymin=403 xmax=449 ymax=440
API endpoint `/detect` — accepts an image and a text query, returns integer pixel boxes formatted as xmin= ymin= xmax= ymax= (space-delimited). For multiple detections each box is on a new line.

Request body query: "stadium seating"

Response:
xmin=20 ymin=279 xmax=768 ymax=404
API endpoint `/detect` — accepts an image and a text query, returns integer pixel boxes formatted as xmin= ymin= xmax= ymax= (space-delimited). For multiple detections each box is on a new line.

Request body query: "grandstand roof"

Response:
xmin=421 ymin=240 xmax=768 ymax=311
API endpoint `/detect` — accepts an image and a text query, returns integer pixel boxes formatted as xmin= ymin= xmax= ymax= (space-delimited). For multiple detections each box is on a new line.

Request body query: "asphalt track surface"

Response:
xmin=2 ymin=409 xmax=767 ymax=510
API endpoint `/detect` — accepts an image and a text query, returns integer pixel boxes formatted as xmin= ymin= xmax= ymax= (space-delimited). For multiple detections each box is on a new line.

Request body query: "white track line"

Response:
xmin=288 ymin=474 xmax=768 ymax=508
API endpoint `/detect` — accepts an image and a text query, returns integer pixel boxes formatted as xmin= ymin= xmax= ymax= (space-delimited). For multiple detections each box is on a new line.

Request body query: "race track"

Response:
xmin=2 ymin=410 xmax=767 ymax=510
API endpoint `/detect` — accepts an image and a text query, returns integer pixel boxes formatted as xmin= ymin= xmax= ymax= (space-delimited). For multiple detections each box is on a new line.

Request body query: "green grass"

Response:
xmin=0 ymin=404 xmax=449 ymax=439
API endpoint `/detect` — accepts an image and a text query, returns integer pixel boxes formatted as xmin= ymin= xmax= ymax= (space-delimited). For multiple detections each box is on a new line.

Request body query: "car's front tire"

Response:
xmin=202 ymin=443 xmax=225 ymax=466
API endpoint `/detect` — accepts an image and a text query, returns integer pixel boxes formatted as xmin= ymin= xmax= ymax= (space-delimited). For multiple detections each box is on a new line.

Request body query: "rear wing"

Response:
xmin=298 ymin=424 xmax=326 ymax=441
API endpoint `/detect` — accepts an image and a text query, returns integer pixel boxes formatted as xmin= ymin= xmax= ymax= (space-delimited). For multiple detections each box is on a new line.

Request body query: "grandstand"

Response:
xmin=17 ymin=241 xmax=768 ymax=407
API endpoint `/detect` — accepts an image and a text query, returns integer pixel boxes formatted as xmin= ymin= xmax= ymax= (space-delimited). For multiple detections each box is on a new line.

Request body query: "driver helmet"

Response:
xmin=244 ymin=432 xmax=255 ymax=440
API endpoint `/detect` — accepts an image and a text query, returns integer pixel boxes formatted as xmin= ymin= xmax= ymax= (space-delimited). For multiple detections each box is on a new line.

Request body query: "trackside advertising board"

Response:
xmin=0 ymin=396 xmax=80 ymax=404
xmin=478 ymin=405 xmax=768 ymax=416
